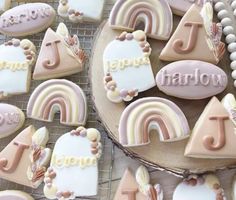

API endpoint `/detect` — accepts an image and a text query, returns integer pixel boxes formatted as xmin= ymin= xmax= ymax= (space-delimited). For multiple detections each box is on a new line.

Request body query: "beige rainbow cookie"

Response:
xmin=185 ymin=96 xmax=236 ymax=158
xmin=0 ymin=126 xmax=51 ymax=188
xmin=58 ymin=0 xmax=105 ymax=23
xmin=109 ymin=0 xmax=173 ymax=40
xmin=33 ymin=23 xmax=86 ymax=80
xmin=114 ymin=166 xmax=163 ymax=200
xmin=173 ymin=174 xmax=226 ymax=200
xmin=0 ymin=38 xmax=36 ymax=99
xmin=27 ymin=79 xmax=87 ymax=126
xmin=103 ymin=30 xmax=155 ymax=103
xmin=159 ymin=2 xmax=225 ymax=64
xmin=0 ymin=0 xmax=10 ymax=13
xmin=43 ymin=127 xmax=102 ymax=199
xmin=0 ymin=190 xmax=34 ymax=200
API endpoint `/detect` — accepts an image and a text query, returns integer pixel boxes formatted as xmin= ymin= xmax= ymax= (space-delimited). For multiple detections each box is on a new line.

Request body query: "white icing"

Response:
xmin=223 ymin=26 xmax=234 ymax=35
xmin=103 ymin=38 xmax=155 ymax=94
xmin=226 ymin=34 xmax=236 ymax=44
xmin=173 ymin=182 xmax=216 ymax=200
xmin=47 ymin=132 xmax=99 ymax=197
xmin=0 ymin=44 xmax=30 ymax=95
xmin=221 ymin=17 xmax=232 ymax=26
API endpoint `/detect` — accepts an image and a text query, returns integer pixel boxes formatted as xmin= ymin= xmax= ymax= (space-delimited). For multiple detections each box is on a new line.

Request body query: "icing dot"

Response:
xmin=107 ymin=89 xmax=122 ymax=103
xmin=226 ymin=34 xmax=236 ymax=44
xmin=232 ymin=70 xmax=236 ymax=79
xmin=232 ymin=1 xmax=236 ymax=9
xmin=132 ymin=30 xmax=146 ymax=41
xmin=221 ymin=17 xmax=232 ymax=26
xmin=120 ymin=89 xmax=128 ymax=98
xmin=230 ymin=52 xmax=236 ymax=60
xmin=217 ymin=10 xmax=229 ymax=20
xmin=223 ymin=26 xmax=234 ymax=35
xmin=87 ymin=128 xmax=100 ymax=141
xmin=231 ymin=61 xmax=236 ymax=70
xmin=214 ymin=2 xmax=225 ymax=12
xmin=228 ymin=42 xmax=236 ymax=52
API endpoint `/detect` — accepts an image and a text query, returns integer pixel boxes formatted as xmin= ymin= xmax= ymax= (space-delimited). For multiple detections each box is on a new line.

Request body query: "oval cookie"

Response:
xmin=0 ymin=3 xmax=56 ymax=36
xmin=0 ymin=103 xmax=25 ymax=139
xmin=0 ymin=190 xmax=34 ymax=200
xmin=156 ymin=60 xmax=228 ymax=99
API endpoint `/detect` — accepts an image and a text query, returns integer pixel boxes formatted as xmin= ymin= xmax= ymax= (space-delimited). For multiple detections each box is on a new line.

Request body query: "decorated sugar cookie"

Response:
xmin=114 ymin=166 xmax=163 ymax=200
xmin=221 ymin=93 xmax=236 ymax=126
xmin=0 ymin=3 xmax=55 ymax=36
xmin=43 ymin=127 xmax=102 ymax=199
xmin=119 ymin=97 xmax=190 ymax=147
xmin=58 ymin=0 xmax=105 ymax=23
xmin=103 ymin=31 xmax=155 ymax=103
xmin=0 ymin=103 xmax=25 ymax=139
xmin=27 ymin=79 xmax=87 ymax=126
xmin=0 ymin=126 xmax=51 ymax=188
xmin=159 ymin=2 xmax=225 ymax=64
xmin=109 ymin=0 xmax=173 ymax=40
xmin=0 ymin=190 xmax=34 ymax=200
xmin=33 ymin=23 xmax=85 ymax=80
xmin=173 ymin=174 xmax=226 ymax=200
xmin=185 ymin=96 xmax=236 ymax=158
xmin=166 ymin=0 xmax=196 ymax=16
xmin=156 ymin=60 xmax=228 ymax=99
xmin=0 ymin=38 xmax=36 ymax=99
xmin=0 ymin=0 xmax=10 ymax=13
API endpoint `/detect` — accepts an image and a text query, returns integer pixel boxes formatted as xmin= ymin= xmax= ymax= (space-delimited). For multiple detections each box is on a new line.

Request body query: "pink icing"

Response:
xmin=156 ymin=60 xmax=228 ymax=99
xmin=0 ymin=104 xmax=24 ymax=137
xmin=0 ymin=3 xmax=55 ymax=36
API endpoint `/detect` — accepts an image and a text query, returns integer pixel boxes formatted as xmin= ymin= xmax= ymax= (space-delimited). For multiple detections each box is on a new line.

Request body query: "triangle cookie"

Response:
xmin=159 ymin=2 xmax=225 ymax=64
xmin=33 ymin=23 xmax=85 ymax=80
xmin=185 ymin=96 xmax=236 ymax=158
xmin=114 ymin=166 xmax=163 ymax=200
xmin=0 ymin=126 xmax=51 ymax=188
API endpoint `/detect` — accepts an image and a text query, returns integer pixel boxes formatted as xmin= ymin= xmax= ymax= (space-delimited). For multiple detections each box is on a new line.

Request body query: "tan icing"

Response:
xmin=159 ymin=4 xmax=219 ymax=64
xmin=185 ymin=97 xmax=236 ymax=158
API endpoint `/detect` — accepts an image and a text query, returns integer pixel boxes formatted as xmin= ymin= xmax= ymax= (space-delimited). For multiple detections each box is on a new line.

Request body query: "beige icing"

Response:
xmin=159 ymin=4 xmax=220 ymax=64
xmin=185 ymin=96 xmax=236 ymax=158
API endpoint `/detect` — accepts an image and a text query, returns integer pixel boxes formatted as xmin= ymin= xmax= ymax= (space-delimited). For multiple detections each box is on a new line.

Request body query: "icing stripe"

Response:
xmin=119 ymin=97 xmax=190 ymax=146
xmin=27 ymin=79 xmax=87 ymax=126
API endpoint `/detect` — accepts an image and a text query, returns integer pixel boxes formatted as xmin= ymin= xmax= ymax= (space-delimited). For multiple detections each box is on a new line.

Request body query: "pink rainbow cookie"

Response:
xmin=109 ymin=0 xmax=173 ymax=40
xmin=119 ymin=97 xmax=190 ymax=147
xmin=27 ymin=79 xmax=87 ymax=126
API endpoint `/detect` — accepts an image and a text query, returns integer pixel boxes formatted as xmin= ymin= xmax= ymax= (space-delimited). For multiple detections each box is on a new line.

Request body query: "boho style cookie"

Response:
xmin=43 ymin=127 xmax=102 ymax=199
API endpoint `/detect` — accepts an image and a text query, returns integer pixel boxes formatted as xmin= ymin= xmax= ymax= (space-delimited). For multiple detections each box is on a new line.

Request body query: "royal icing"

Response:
xmin=0 ymin=38 xmax=36 ymax=99
xmin=214 ymin=0 xmax=236 ymax=87
xmin=160 ymin=2 xmax=225 ymax=64
xmin=33 ymin=23 xmax=85 ymax=80
xmin=119 ymin=97 xmax=190 ymax=147
xmin=0 ymin=190 xmax=34 ymax=200
xmin=0 ymin=0 xmax=10 ymax=13
xmin=114 ymin=166 xmax=163 ymax=200
xmin=173 ymin=174 xmax=226 ymax=200
xmin=0 ymin=126 xmax=51 ymax=188
xmin=0 ymin=103 xmax=25 ymax=139
xmin=43 ymin=127 xmax=102 ymax=199
xmin=221 ymin=93 xmax=236 ymax=126
xmin=185 ymin=96 xmax=236 ymax=158
xmin=103 ymin=30 xmax=155 ymax=103
xmin=57 ymin=0 xmax=105 ymax=23
xmin=27 ymin=79 xmax=87 ymax=126
xmin=0 ymin=3 xmax=56 ymax=36
xmin=166 ymin=0 xmax=196 ymax=16
xmin=156 ymin=60 xmax=228 ymax=99
xmin=109 ymin=0 xmax=173 ymax=40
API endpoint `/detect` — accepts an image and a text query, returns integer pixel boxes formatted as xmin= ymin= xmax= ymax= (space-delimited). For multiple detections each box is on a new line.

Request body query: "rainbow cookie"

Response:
xmin=114 ymin=166 xmax=163 ymax=200
xmin=0 ymin=190 xmax=34 ymax=200
xmin=103 ymin=30 xmax=155 ymax=103
xmin=0 ymin=38 xmax=36 ymax=99
xmin=173 ymin=174 xmax=226 ymax=200
xmin=159 ymin=2 xmax=225 ymax=64
xmin=27 ymin=79 xmax=87 ymax=126
xmin=33 ymin=23 xmax=86 ymax=80
xmin=109 ymin=0 xmax=173 ymax=40
xmin=0 ymin=126 xmax=51 ymax=188
xmin=43 ymin=127 xmax=102 ymax=199
xmin=0 ymin=103 xmax=25 ymax=139
xmin=185 ymin=96 xmax=236 ymax=158
xmin=119 ymin=97 xmax=190 ymax=147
